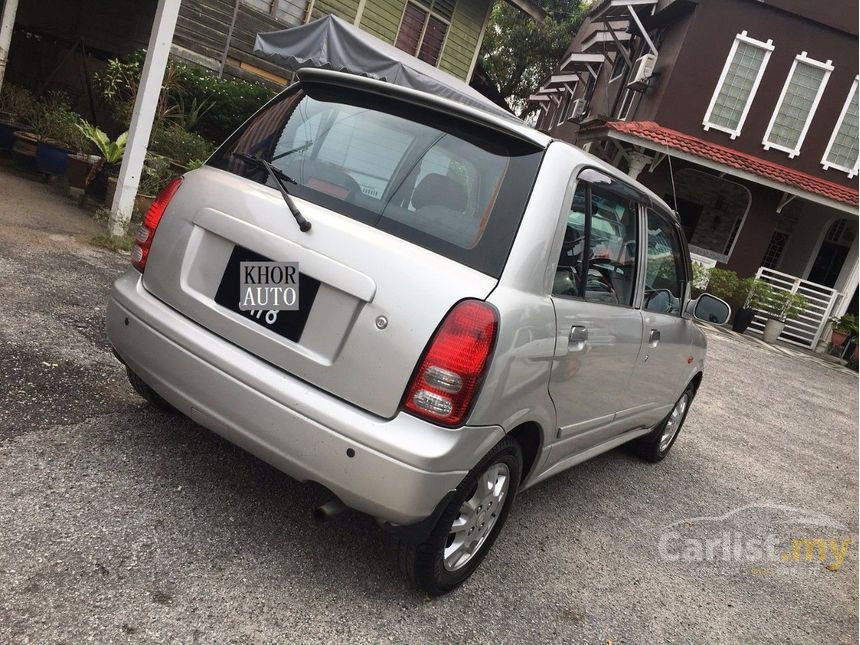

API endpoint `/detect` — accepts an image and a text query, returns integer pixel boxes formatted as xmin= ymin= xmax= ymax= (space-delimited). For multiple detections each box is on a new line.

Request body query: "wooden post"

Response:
xmin=0 ymin=0 xmax=20 ymax=94
xmin=109 ymin=0 xmax=181 ymax=238
xmin=219 ymin=0 xmax=241 ymax=79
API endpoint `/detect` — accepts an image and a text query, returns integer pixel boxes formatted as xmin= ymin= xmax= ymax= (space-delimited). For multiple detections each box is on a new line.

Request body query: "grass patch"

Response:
xmin=91 ymin=233 xmax=134 ymax=253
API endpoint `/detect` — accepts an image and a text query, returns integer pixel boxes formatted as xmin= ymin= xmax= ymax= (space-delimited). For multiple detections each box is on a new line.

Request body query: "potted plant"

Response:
xmin=15 ymin=91 xmax=68 ymax=173
xmin=11 ymin=129 xmax=40 ymax=172
xmin=35 ymin=103 xmax=90 ymax=177
xmin=77 ymin=123 xmax=128 ymax=205
xmin=761 ymin=291 xmax=807 ymax=343
xmin=0 ymin=83 xmax=35 ymax=151
xmin=732 ymin=278 xmax=773 ymax=333
xmin=829 ymin=314 xmax=858 ymax=348
xmin=137 ymin=153 xmax=173 ymax=214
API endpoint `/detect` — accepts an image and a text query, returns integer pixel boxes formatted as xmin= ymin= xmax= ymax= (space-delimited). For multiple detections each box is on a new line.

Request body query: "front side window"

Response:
xmin=644 ymin=209 xmax=687 ymax=316
xmin=763 ymin=53 xmax=832 ymax=157
xmin=209 ymin=84 xmax=544 ymax=277
xmin=703 ymin=31 xmax=773 ymax=139
xmin=822 ymin=77 xmax=859 ymax=177
xmin=553 ymin=182 xmax=639 ymax=307
xmin=395 ymin=2 xmax=450 ymax=66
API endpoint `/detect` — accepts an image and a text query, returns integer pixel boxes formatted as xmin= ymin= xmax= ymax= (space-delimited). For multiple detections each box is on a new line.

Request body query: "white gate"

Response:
xmin=747 ymin=267 xmax=840 ymax=349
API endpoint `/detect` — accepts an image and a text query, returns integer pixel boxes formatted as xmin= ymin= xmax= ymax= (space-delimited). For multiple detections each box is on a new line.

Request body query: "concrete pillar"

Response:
xmin=109 ymin=0 xmax=181 ymax=238
xmin=626 ymin=151 xmax=651 ymax=180
xmin=0 ymin=0 xmax=20 ymax=93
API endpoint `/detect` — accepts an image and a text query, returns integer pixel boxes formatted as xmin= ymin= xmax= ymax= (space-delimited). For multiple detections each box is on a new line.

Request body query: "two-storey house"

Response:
xmin=6 ymin=0 xmax=543 ymax=89
xmin=532 ymin=0 xmax=858 ymax=349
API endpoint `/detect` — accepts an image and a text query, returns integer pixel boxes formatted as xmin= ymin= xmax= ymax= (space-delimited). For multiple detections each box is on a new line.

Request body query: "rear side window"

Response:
xmin=209 ymin=84 xmax=545 ymax=277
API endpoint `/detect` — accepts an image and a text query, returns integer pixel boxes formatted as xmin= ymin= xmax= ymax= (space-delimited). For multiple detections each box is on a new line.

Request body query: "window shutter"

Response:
xmin=396 ymin=3 xmax=429 ymax=56
xmin=432 ymin=0 xmax=456 ymax=21
xmin=417 ymin=15 xmax=448 ymax=65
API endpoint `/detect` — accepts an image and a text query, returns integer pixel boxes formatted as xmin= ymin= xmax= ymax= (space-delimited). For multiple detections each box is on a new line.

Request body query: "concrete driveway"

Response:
xmin=0 ymin=170 xmax=857 ymax=644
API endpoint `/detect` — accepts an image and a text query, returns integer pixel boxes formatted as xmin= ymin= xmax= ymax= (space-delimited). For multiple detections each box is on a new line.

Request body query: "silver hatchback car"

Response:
xmin=107 ymin=68 xmax=730 ymax=595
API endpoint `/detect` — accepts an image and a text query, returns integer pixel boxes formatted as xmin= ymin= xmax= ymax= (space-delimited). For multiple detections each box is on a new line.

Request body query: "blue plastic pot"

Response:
xmin=0 ymin=122 xmax=18 ymax=150
xmin=36 ymin=141 xmax=73 ymax=176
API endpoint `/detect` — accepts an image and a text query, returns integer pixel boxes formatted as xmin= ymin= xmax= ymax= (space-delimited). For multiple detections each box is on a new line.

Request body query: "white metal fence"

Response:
xmin=747 ymin=267 xmax=840 ymax=349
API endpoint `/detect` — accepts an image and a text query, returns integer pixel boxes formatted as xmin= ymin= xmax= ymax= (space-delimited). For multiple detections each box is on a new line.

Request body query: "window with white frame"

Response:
xmin=703 ymin=31 xmax=773 ymax=139
xmin=763 ymin=53 xmax=832 ymax=158
xmin=617 ymin=88 xmax=636 ymax=121
xmin=822 ymin=77 xmax=859 ymax=177
xmin=609 ymin=53 xmax=627 ymax=84
xmin=558 ymin=92 xmax=571 ymax=126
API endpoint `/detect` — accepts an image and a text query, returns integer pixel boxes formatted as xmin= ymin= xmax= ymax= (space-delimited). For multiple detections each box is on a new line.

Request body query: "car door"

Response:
xmin=634 ymin=207 xmax=694 ymax=426
xmin=546 ymin=171 xmax=645 ymax=457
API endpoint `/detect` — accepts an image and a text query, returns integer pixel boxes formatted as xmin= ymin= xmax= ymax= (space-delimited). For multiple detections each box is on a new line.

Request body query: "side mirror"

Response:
xmin=691 ymin=293 xmax=731 ymax=325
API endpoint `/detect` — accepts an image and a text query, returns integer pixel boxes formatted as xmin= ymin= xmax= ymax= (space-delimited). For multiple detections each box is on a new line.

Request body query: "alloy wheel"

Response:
xmin=659 ymin=392 xmax=689 ymax=453
xmin=443 ymin=462 xmax=510 ymax=572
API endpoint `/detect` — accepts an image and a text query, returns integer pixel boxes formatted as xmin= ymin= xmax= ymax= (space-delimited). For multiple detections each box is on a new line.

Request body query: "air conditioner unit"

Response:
xmin=628 ymin=53 xmax=658 ymax=90
xmin=568 ymin=98 xmax=589 ymax=122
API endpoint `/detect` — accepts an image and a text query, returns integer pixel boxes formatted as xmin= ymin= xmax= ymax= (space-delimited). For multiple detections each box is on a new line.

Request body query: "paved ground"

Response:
xmin=0 ymin=169 xmax=857 ymax=644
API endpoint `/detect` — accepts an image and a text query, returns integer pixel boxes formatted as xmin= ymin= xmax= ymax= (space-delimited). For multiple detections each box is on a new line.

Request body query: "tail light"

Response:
xmin=402 ymin=300 xmax=498 ymax=427
xmin=131 ymin=177 xmax=183 ymax=272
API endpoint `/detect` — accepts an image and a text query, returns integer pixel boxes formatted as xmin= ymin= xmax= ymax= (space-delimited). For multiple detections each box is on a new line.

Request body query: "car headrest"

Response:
xmin=412 ymin=173 xmax=467 ymax=213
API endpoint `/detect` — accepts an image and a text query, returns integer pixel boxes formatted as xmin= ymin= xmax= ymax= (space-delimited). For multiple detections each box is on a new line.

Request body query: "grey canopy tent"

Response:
xmin=254 ymin=15 xmax=515 ymax=121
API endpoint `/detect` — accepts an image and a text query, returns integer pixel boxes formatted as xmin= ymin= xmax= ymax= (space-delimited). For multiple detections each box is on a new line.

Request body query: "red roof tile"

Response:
xmin=600 ymin=120 xmax=858 ymax=207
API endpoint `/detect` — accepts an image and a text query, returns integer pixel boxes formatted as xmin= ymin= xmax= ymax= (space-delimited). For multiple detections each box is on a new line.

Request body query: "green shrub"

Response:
xmin=764 ymin=291 xmax=807 ymax=322
xmin=149 ymin=121 xmax=216 ymax=167
xmin=139 ymin=153 xmax=174 ymax=196
xmin=96 ymin=50 xmax=275 ymax=143
xmin=704 ymin=268 xmax=738 ymax=301
xmin=736 ymin=277 xmax=773 ymax=310
xmin=38 ymin=104 xmax=92 ymax=153
xmin=691 ymin=261 xmax=710 ymax=290
xmin=0 ymin=83 xmax=37 ymax=123
xmin=172 ymin=64 xmax=273 ymax=142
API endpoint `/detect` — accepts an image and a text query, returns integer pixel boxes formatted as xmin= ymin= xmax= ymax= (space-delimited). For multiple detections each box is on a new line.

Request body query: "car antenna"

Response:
xmin=666 ymin=142 xmax=679 ymax=217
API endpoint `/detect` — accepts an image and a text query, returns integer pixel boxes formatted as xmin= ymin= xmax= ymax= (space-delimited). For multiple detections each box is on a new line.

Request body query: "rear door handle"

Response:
xmin=649 ymin=329 xmax=661 ymax=347
xmin=569 ymin=325 xmax=588 ymax=351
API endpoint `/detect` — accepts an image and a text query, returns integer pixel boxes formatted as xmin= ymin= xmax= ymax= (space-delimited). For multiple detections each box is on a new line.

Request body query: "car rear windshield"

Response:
xmin=208 ymin=83 xmax=545 ymax=277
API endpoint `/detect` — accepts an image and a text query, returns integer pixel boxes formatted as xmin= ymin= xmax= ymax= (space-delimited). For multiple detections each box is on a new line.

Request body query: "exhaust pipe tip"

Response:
xmin=313 ymin=499 xmax=347 ymax=524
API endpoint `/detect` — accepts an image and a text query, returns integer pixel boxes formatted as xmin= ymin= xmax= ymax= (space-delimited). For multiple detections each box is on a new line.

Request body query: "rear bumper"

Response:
xmin=106 ymin=270 xmax=504 ymax=525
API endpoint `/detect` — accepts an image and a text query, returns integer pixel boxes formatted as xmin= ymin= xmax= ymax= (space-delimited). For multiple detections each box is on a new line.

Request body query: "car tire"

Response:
xmin=633 ymin=383 xmax=695 ymax=463
xmin=126 ymin=367 xmax=177 ymax=413
xmin=392 ymin=437 xmax=522 ymax=596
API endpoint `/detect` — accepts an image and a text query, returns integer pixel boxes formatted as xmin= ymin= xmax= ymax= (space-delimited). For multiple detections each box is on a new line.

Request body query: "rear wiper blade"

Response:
xmin=232 ymin=152 xmax=311 ymax=233
xmin=271 ymin=140 xmax=313 ymax=162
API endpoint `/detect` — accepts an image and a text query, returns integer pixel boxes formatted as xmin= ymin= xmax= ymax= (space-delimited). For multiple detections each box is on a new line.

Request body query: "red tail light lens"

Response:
xmin=403 ymin=300 xmax=498 ymax=427
xmin=131 ymin=177 xmax=183 ymax=272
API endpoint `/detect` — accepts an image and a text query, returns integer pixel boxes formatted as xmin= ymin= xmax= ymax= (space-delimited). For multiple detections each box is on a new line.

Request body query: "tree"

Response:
xmin=478 ymin=0 xmax=589 ymax=118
